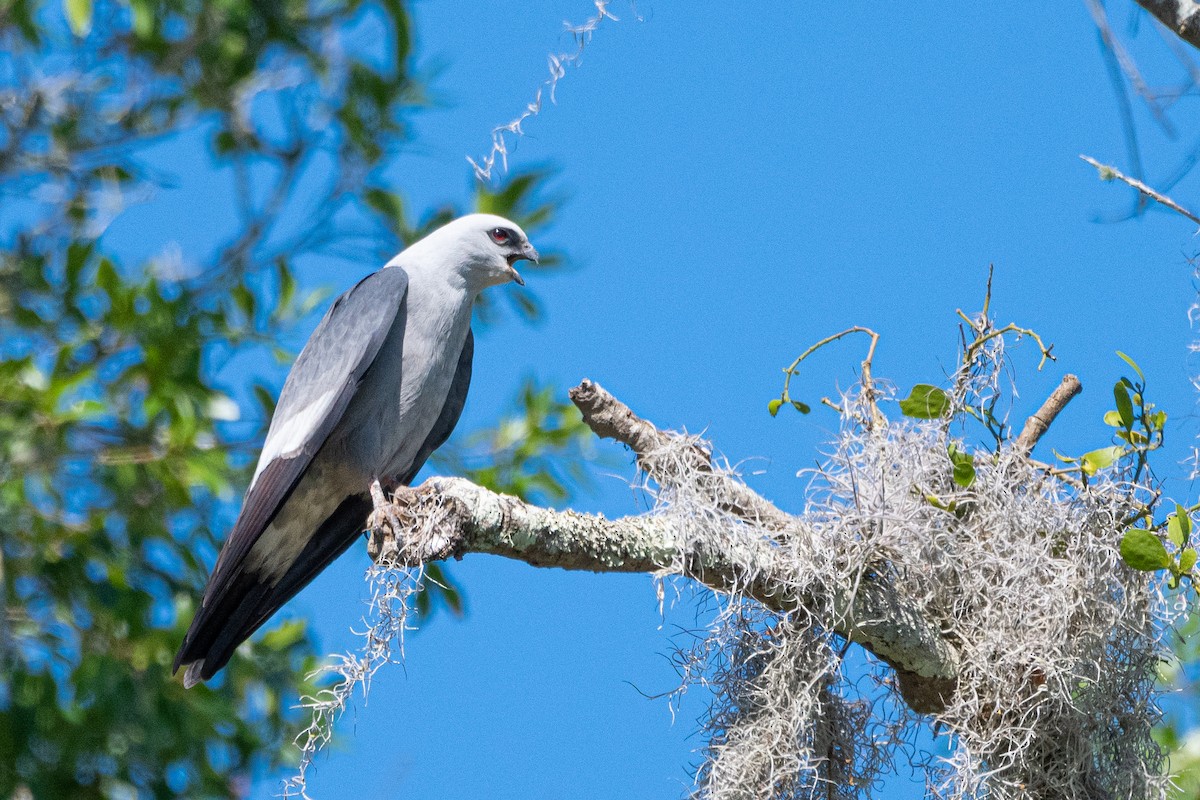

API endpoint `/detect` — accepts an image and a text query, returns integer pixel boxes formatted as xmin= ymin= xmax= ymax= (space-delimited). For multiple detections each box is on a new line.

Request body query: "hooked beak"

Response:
xmin=505 ymin=244 xmax=539 ymax=286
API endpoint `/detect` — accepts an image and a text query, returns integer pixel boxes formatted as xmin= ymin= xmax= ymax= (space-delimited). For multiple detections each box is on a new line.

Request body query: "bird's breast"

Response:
xmin=334 ymin=283 xmax=471 ymax=482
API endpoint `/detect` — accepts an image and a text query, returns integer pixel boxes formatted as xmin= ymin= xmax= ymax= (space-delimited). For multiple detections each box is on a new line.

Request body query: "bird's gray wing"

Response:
xmin=201 ymin=266 xmax=409 ymax=606
xmin=397 ymin=328 xmax=473 ymax=486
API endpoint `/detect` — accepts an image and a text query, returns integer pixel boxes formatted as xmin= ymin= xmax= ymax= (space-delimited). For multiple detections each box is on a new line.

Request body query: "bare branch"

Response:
xmin=1015 ymin=374 xmax=1084 ymax=454
xmin=1082 ymin=154 xmax=1200 ymax=225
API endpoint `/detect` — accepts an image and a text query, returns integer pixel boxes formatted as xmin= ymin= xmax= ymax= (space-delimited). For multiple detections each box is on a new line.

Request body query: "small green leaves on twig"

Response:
xmin=1055 ymin=352 xmax=1163 ymax=483
xmin=768 ymin=398 xmax=809 ymax=417
xmin=1120 ymin=504 xmax=1199 ymax=590
xmin=774 ymin=284 xmax=1064 ymax=458
xmin=948 ymin=443 xmax=976 ymax=489
xmin=772 ymin=326 xmax=880 ymax=424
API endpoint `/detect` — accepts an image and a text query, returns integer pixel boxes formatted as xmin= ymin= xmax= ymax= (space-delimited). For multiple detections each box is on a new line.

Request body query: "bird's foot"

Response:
xmin=367 ymin=479 xmax=408 ymax=563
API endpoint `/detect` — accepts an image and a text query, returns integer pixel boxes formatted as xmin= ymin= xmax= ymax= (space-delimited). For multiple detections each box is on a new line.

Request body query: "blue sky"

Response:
xmin=109 ymin=1 xmax=1200 ymax=797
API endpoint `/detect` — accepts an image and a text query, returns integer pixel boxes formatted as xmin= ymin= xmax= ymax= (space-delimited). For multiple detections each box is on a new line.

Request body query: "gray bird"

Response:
xmin=175 ymin=213 xmax=538 ymax=687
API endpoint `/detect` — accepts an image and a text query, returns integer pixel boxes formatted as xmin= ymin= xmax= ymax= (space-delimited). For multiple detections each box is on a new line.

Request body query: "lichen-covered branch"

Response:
xmin=570 ymin=379 xmax=794 ymax=531
xmin=1137 ymin=0 xmax=1200 ymax=52
xmin=369 ymin=379 xmax=961 ymax=701
xmin=368 ymin=475 xmax=960 ymax=686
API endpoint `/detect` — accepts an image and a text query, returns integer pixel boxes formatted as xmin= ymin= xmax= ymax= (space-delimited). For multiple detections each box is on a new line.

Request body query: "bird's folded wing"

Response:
xmin=397 ymin=328 xmax=473 ymax=486
xmin=203 ymin=266 xmax=409 ymax=603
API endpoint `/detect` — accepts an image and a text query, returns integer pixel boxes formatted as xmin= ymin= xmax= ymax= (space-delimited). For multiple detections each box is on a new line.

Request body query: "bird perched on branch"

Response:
xmin=175 ymin=214 xmax=538 ymax=687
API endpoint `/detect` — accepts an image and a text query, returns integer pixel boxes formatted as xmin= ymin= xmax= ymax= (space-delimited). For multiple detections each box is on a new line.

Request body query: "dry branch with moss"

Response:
xmin=287 ymin=307 xmax=1179 ymax=800
xmin=361 ymin=358 xmax=1172 ymax=798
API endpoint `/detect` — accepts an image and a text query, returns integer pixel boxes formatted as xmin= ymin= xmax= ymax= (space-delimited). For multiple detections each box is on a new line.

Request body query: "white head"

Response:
xmin=396 ymin=213 xmax=539 ymax=292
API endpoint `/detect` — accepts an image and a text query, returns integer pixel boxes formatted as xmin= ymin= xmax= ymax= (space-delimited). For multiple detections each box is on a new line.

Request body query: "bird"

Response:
xmin=174 ymin=213 xmax=539 ymax=687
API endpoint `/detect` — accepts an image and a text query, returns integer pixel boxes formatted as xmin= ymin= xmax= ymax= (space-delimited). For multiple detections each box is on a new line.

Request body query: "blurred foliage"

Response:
xmin=1159 ymin=613 xmax=1200 ymax=798
xmin=0 ymin=0 xmax=587 ymax=797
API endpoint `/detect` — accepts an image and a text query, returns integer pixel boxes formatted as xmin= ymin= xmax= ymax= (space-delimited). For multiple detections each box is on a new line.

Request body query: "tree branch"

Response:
xmin=569 ymin=379 xmax=794 ymax=532
xmin=368 ymin=476 xmax=960 ymax=689
xmin=1015 ymin=374 xmax=1083 ymax=454
xmin=368 ymin=380 xmax=965 ymax=718
xmin=1137 ymin=0 xmax=1200 ymax=53
xmin=1081 ymin=154 xmax=1200 ymax=225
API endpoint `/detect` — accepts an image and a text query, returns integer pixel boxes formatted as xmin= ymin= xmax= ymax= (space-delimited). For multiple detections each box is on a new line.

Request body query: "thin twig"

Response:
xmin=1081 ymin=154 xmax=1200 ymax=226
xmin=778 ymin=326 xmax=884 ymax=429
xmin=955 ymin=312 xmax=1056 ymax=371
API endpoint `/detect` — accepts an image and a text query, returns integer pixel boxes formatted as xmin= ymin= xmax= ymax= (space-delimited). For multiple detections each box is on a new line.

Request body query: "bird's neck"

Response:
xmin=388 ymin=242 xmax=492 ymax=296
xmin=397 ymin=263 xmax=476 ymax=339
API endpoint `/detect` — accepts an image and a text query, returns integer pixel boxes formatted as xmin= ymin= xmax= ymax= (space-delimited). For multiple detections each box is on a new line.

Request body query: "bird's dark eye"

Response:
xmin=489 ymin=228 xmax=511 ymax=245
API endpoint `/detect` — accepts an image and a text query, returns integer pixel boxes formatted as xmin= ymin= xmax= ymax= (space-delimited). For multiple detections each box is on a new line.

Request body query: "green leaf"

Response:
xmin=364 ymin=187 xmax=405 ymax=224
xmin=1120 ymin=528 xmax=1171 ymax=571
xmin=130 ymin=0 xmax=154 ymax=38
xmin=1113 ymin=381 xmax=1134 ymax=430
xmin=259 ymin=619 xmax=307 ymax=650
xmin=1169 ymin=504 xmax=1192 ymax=548
xmin=952 ymin=458 xmax=976 ymax=488
xmin=276 ymin=257 xmax=295 ymax=309
xmin=1080 ymin=445 xmax=1124 ymax=476
xmin=1180 ymin=548 xmax=1198 ymax=574
xmin=1052 ymin=449 xmax=1078 ymax=464
xmin=790 ymin=399 xmax=811 ymax=414
xmin=96 ymin=257 xmax=120 ymax=297
xmin=1103 ymin=410 xmax=1122 ymax=427
xmin=1116 ymin=350 xmax=1145 ymax=382
xmin=65 ymin=241 xmax=93 ymax=286
xmin=213 ymin=130 xmax=237 ymax=155
xmin=64 ymin=399 xmax=106 ymax=420
xmin=768 ymin=398 xmax=783 ymax=417
xmin=948 ymin=443 xmax=976 ymax=488
xmin=64 ymin=0 xmax=92 ymax=36
xmin=898 ymin=384 xmax=949 ymax=419
xmin=253 ymin=384 xmax=276 ymax=416
xmin=232 ymin=284 xmax=255 ymax=320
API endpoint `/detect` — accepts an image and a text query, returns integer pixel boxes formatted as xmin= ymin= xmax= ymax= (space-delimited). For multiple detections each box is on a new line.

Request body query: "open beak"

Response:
xmin=506 ymin=244 xmax=539 ymax=286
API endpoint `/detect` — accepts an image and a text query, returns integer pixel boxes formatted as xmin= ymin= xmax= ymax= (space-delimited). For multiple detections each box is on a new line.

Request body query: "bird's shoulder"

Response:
xmin=280 ymin=267 xmax=408 ymax=391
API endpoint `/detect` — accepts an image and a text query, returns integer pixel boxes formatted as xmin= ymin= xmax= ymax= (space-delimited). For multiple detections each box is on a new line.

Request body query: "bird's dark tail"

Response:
xmin=174 ymin=494 xmax=372 ymax=687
